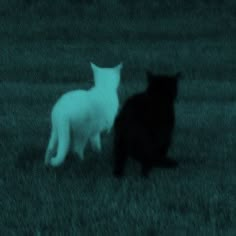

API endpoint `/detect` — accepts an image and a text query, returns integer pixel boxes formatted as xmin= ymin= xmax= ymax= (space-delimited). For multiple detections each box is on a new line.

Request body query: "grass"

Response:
xmin=0 ymin=78 xmax=235 ymax=235
xmin=0 ymin=1 xmax=236 ymax=235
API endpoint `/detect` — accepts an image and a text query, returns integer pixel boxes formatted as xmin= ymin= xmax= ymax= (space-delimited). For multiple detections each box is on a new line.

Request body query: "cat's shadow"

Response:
xmin=16 ymin=146 xmax=186 ymax=179
xmin=15 ymin=146 xmax=111 ymax=178
xmin=16 ymin=146 xmax=76 ymax=174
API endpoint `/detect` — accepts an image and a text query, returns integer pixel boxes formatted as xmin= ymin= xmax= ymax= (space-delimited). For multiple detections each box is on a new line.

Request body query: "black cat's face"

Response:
xmin=146 ymin=71 xmax=180 ymax=100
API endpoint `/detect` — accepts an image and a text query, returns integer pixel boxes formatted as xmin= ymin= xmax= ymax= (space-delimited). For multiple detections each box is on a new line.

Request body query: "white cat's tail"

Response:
xmin=49 ymin=118 xmax=70 ymax=167
xmin=44 ymin=127 xmax=58 ymax=165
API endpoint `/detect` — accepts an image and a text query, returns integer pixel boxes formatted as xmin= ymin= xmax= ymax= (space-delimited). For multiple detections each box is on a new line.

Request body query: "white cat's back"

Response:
xmin=89 ymin=87 xmax=119 ymax=131
xmin=51 ymin=87 xmax=118 ymax=133
xmin=52 ymin=89 xmax=90 ymax=122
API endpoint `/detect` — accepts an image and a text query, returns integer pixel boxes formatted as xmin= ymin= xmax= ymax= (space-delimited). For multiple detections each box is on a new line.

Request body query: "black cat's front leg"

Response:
xmin=113 ymin=129 xmax=127 ymax=178
xmin=113 ymin=145 xmax=127 ymax=178
xmin=113 ymin=154 xmax=126 ymax=178
xmin=158 ymin=143 xmax=178 ymax=168
xmin=141 ymin=163 xmax=152 ymax=178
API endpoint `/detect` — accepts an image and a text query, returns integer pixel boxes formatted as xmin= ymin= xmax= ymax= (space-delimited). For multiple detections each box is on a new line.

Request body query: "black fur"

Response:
xmin=113 ymin=71 xmax=180 ymax=177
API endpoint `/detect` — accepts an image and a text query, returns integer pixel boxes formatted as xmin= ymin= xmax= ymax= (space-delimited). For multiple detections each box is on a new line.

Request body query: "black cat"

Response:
xmin=113 ymin=71 xmax=180 ymax=177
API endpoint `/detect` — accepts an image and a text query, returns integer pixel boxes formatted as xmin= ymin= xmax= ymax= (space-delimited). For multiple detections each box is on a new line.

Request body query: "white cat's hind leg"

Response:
xmin=90 ymin=133 xmax=101 ymax=153
xmin=45 ymin=128 xmax=58 ymax=166
xmin=72 ymin=130 xmax=89 ymax=160
xmin=74 ymin=141 xmax=87 ymax=160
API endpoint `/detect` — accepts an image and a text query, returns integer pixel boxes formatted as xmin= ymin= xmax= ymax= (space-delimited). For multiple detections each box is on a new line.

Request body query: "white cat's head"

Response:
xmin=90 ymin=62 xmax=123 ymax=90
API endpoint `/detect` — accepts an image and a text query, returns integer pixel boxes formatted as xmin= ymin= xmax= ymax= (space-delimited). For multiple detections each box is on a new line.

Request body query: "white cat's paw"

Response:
xmin=106 ymin=128 xmax=111 ymax=134
xmin=74 ymin=149 xmax=85 ymax=161
xmin=90 ymin=134 xmax=101 ymax=153
xmin=44 ymin=159 xmax=50 ymax=166
xmin=91 ymin=143 xmax=101 ymax=153
xmin=96 ymin=144 xmax=102 ymax=153
xmin=49 ymin=157 xmax=64 ymax=167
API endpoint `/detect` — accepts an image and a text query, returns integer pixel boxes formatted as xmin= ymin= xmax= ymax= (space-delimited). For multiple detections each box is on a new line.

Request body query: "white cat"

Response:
xmin=44 ymin=62 xmax=123 ymax=167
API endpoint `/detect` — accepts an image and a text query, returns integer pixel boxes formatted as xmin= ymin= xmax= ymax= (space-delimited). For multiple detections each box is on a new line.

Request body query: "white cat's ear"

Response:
xmin=90 ymin=62 xmax=98 ymax=71
xmin=116 ymin=62 xmax=123 ymax=70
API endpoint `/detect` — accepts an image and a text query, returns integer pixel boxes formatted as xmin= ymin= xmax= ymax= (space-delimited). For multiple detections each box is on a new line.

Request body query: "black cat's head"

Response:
xmin=146 ymin=70 xmax=181 ymax=100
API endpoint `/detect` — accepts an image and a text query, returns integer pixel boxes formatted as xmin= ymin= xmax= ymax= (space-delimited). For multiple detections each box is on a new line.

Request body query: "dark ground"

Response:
xmin=0 ymin=0 xmax=235 ymax=235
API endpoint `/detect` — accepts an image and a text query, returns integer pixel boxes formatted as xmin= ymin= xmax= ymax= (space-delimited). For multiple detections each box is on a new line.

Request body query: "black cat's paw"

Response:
xmin=113 ymin=169 xmax=124 ymax=178
xmin=141 ymin=166 xmax=151 ymax=178
xmin=141 ymin=172 xmax=150 ymax=178
xmin=157 ymin=157 xmax=178 ymax=168
xmin=168 ymin=159 xmax=178 ymax=168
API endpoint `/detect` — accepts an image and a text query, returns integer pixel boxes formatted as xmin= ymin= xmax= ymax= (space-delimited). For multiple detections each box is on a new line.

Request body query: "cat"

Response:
xmin=45 ymin=62 xmax=123 ymax=167
xmin=113 ymin=70 xmax=180 ymax=177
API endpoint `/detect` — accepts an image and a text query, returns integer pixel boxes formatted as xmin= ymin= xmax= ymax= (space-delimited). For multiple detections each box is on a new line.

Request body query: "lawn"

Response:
xmin=0 ymin=1 xmax=236 ymax=235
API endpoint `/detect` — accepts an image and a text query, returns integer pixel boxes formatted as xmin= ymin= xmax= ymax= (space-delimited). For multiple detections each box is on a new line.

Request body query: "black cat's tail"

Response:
xmin=155 ymin=157 xmax=178 ymax=168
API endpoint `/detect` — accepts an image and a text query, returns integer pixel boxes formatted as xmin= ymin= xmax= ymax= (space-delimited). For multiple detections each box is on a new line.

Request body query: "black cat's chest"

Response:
xmin=124 ymin=93 xmax=149 ymax=116
xmin=126 ymin=93 xmax=174 ymax=120
xmin=116 ymin=90 xmax=176 ymax=134
xmin=113 ymin=72 xmax=180 ymax=177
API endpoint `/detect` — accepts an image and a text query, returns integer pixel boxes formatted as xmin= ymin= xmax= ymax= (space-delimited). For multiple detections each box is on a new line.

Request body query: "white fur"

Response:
xmin=45 ymin=62 xmax=123 ymax=167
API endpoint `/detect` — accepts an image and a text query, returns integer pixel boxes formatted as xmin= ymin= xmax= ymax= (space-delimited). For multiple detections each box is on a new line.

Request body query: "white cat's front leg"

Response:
xmin=74 ymin=141 xmax=86 ymax=161
xmin=90 ymin=133 xmax=101 ymax=153
xmin=106 ymin=118 xmax=115 ymax=134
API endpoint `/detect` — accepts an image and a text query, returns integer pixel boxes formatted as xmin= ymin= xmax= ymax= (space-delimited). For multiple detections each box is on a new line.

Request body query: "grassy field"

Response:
xmin=0 ymin=1 xmax=236 ymax=235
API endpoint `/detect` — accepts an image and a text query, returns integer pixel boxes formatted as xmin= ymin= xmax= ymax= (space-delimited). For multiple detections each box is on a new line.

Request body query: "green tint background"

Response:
xmin=0 ymin=0 xmax=235 ymax=235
